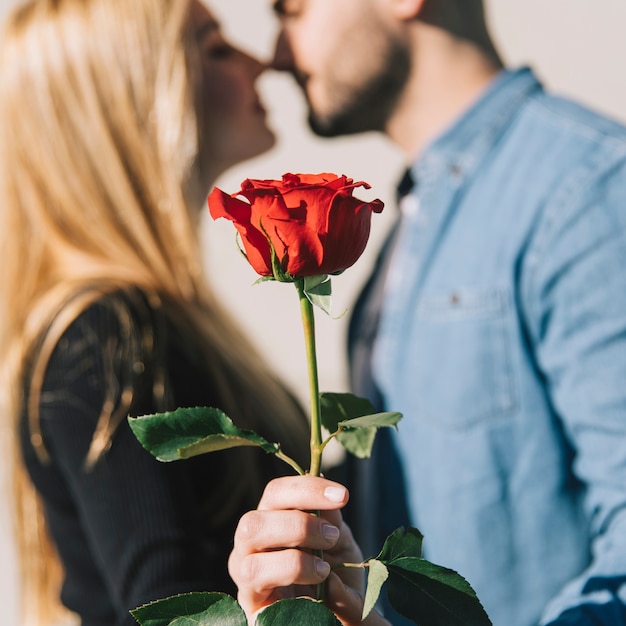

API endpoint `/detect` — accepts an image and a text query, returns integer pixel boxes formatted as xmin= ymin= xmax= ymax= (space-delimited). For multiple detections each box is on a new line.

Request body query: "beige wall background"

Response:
xmin=1 ymin=0 xmax=626 ymax=623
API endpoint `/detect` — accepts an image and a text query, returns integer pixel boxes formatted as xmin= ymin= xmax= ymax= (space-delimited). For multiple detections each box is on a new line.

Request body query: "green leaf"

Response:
xmin=386 ymin=559 xmax=492 ymax=626
xmin=376 ymin=526 xmax=424 ymax=562
xmin=304 ymin=275 xmax=332 ymax=315
xmin=320 ymin=392 xmax=376 ymax=458
xmin=304 ymin=274 xmax=329 ymax=291
xmin=339 ymin=412 xmax=403 ymax=430
xmin=128 ymin=406 xmax=279 ymax=462
xmin=131 ymin=592 xmax=246 ymax=626
xmin=177 ymin=433 xmax=278 ymax=459
xmin=319 ymin=393 xmax=402 ymax=458
xmin=256 ymin=598 xmax=341 ymax=625
xmin=259 ymin=220 xmax=293 ymax=283
xmin=320 ymin=392 xmax=377 ymax=429
xmin=375 ymin=528 xmax=492 ymax=626
xmin=235 ymin=232 xmax=253 ymax=269
xmin=253 ymin=275 xmax=275 ymax=286
xmin=362 ymin=559 xmax=389 ymax=620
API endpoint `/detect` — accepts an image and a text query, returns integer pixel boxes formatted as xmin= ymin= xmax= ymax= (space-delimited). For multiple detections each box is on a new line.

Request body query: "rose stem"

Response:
xmin=295 ymin=279 xmax=323 ymax=477
xmin=295 ymin=278 xmax=326 ymax=602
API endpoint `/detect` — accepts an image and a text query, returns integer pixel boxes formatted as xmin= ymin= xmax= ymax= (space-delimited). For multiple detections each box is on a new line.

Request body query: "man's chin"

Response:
xmin=307 ymin=111 xmax=372 ymax=138
xmin=307 ymin=115 xmax=338 ymax=138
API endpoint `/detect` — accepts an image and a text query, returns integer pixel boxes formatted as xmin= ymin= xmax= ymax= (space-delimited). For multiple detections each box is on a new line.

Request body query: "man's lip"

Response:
xmin=294 ymin=71 xmax=309 ymax=89
xmin=271 ymin=66 xmax=309 ymax=91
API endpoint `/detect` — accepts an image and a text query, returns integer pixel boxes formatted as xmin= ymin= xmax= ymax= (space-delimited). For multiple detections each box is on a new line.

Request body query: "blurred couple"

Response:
xmin=2 ymin=1 xmax=626 ymax=625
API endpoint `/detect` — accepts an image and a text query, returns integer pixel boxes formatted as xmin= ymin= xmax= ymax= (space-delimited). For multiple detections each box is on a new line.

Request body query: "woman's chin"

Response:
xmin=252 ymin=127 xmax=277 ymax=158
xmin=234 ymin=130 xmax=277 ymax=166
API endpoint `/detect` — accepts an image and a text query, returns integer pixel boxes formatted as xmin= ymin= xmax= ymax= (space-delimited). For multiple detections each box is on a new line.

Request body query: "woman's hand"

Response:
xmin=228 ymin=475 xmax=391 ymax=626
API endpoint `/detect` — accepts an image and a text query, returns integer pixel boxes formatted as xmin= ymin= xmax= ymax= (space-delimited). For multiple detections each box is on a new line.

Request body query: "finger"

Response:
xmin=324 ymin=571 xmax=366 ymax=626
xmin=324 ymin=572 xmax=390 ymax=626
xmin=324 ymin=520 xmax=363 ymax=565
xmin=257 ymin=476 xmax=349 ymax=512
xmin=234 ymin=509 xmax=341 ymax=553
xmin=230 ymin=548 xmax=331 ymax=596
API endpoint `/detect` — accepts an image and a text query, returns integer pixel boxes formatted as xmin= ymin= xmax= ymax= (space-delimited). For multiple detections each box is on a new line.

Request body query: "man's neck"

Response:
xmin=386 ymin=24 xmax=502 ymax=160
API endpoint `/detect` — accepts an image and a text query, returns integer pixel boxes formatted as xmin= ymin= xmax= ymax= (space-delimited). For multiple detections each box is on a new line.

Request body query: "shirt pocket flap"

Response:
xmin=411 ymin=287 xmax=518 ymax=428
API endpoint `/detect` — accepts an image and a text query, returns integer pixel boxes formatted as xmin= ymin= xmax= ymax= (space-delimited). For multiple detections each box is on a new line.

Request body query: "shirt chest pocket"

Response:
xmin=409 ymin=287 xmax=518 ymax=429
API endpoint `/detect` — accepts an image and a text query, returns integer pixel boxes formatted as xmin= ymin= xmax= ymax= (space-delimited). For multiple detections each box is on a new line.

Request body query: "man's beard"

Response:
xmin=307 ymin=37 xmax=410 ymax=138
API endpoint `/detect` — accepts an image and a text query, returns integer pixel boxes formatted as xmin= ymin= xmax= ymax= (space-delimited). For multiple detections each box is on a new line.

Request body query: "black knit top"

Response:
xmin=20 ymin=290 xmax=285 ymax=626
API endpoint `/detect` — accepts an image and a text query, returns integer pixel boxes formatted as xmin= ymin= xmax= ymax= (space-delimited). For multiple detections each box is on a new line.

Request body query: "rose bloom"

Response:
xmin=208 ymin=173 xmax=384 ymax=279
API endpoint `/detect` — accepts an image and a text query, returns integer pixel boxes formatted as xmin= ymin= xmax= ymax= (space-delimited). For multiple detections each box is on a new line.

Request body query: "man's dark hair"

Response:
xmin=419 ymin=0 xmax=502 ymax=65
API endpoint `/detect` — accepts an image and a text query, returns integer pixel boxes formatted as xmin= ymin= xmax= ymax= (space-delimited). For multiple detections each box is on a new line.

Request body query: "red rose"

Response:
xmin=208 ymin=173 xmax=384 ymax=280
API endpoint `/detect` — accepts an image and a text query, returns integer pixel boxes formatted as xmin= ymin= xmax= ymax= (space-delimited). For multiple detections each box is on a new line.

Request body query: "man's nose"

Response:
xmin=270 ymin=30 xmax=293 ymax=71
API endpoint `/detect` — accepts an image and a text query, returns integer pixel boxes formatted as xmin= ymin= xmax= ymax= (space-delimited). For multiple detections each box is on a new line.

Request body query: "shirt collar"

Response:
xmin=409 ymin=67 xmax=543 ymax=186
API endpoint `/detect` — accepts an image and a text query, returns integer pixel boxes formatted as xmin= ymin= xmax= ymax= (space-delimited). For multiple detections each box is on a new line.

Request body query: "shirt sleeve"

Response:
xmin=523 ymin=160 xmax=626 ymax=625
xmin=36 ymin=296 xmax=233 ymax=624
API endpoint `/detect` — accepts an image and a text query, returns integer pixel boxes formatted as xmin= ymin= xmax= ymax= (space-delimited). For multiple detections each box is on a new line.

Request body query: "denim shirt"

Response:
xmin=370 ymin=68 xmax=626 ymax=626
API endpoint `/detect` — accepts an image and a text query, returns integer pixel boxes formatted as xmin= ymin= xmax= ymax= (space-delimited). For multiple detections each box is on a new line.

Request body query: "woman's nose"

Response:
xmin=240 ymin=49 xmax=268 ymax=79
xmin=270 ymin=30 xmax=293 ymax=72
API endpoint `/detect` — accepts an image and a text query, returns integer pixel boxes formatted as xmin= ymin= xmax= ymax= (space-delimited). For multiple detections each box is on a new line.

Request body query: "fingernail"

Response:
xmin=322 ymin=523 xmax=340 ymax=543
xmin=324 ymin=486 xmax=346 ymax=503
xmin=315 ymin=559 xmax=331 ymax=578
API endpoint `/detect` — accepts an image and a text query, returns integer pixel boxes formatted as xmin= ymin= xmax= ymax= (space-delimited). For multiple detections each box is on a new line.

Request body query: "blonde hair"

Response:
xmin=0 ymin=0 xmax=309 ymax=623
